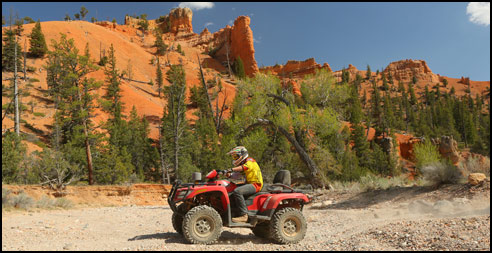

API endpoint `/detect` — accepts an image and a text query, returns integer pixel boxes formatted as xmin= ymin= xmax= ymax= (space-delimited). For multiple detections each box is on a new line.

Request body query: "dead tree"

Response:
xmin=241 ymin=118 xmax=325 ymax=189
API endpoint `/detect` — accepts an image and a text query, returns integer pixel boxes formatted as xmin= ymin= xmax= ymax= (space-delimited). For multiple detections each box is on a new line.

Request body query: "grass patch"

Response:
xmin=33 ymin=112 xmax=46 ymax=117
xmin=458 ymin=156 xmax=490 ymax=177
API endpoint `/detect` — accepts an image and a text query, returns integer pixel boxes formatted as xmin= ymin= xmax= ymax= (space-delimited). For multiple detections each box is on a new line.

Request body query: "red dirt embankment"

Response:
xmin=3 ymin=184 xmax=172 ymax=207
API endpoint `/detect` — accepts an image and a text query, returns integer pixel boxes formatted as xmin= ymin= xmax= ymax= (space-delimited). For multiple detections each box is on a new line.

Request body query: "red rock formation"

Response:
xmin=434 ymin=136 xmax=462 ymax=165
xmin=458 ymin=76 xmax=470 ymax=85
xmin=383 ymin=59 xmax=439 ymax=84
xmin=282 ymin=79 xmax=302 ymax=96
xmin=332 ymin=64 xmax=362 ymax=82
xmin=96 ymin=21 xmax=116 ymax=29
xmin=230 ymin=16 xmax=258 ymax=77
xmin=259 ymin=58 xmax=332 ymax=79
xmin=166 ymin=7 xmax=193 ymax=34
xmin=124 ymin=7 xmax=193 ymax=35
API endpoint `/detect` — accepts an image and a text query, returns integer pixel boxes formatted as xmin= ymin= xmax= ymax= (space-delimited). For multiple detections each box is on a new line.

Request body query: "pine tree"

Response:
xmin=2 ymin=130 xmax=27 ymax=183
xmin=383 ymin=94 xmax=396 ymax=133
xmin=101 ymin=44 xmax=128 ymax=149
xmin=154 ymin=32 xmax=167 ymax=56
xmin=126 ymin=106 xmax=159 ymax=182
xmin=45 ymin=35 xmax=102 ymax=185
xmin=79 ymin=6 xmax=88 ymax=21
xmin=349 ymin=86 xmax=371 ymax=169
xmin=234 ymin=55 xmax=246 ymax=79
xmin=370 ymin=80 xmax=383 ymax=135
xmin=161 ymin=64 xmax=196 ymax=180
xmin=366 ymin=64 xmax=372 ymax=80
xmin=381 ymin=72 xmax=389 ymax=91
xmin=408 ymin=83 xmax=417 ymax=105
xmin=28 ymin=20 xmax=48 ymax=58
xmin=2 ymin=29 xmax=22 ymax=72
xmin=156 ymin=58 xmax=163 ymax=98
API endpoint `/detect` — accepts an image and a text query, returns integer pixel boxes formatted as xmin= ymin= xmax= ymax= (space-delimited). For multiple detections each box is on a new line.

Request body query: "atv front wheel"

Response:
xmin=172 ymin=203 xmax=187 ymax=235
xmin=182 ymin=205 xmax=223 ymax=244
xmin=269 ymin=207 xmax=307 ymax=244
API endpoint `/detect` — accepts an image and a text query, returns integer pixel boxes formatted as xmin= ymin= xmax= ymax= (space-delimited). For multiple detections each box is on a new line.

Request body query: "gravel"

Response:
xmin=2 ymin=183 xmax=490 ymax=251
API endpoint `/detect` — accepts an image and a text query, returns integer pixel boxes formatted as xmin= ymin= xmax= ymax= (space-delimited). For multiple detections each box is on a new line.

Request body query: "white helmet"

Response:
xmin=227 ymin=146 xmax=249 ymax=166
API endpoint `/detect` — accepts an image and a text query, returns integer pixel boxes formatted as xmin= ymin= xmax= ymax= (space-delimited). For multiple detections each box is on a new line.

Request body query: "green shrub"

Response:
xmin=413 ymin=141 xmax=441 ymax=170
xmin=33 ymin=112 xmax=46 ymax=117
xmin=421 ymin=161 xmax=464 ymax=186
xmin=54 ymin=198 xmax=73 ymax=209
xmin=98 ymin=56 xmax=108 ymax=66
xmin=27 ymin=66 xmax=37 ymax=72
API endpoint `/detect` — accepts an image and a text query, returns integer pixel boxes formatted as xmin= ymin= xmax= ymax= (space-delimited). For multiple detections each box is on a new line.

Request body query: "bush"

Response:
xmin=35 ymin=196 xmax=56 ymax=209
xmin=54 ymin=198 xmax=73 ymax=209
xmin=420 ymin=161 xmax=464 ymax=186
xmin=10 ymin=193 xmax=35 ymax=209
xmin=98 ymin=56 xmax=108 ymax=66
xmin=33 ymin=112 xmax=46 ymax=117
xmin=2 ymin=188 xmax=13 ymax=208
xmin=27 ymin=66 xmax=37 ymax=72
xmin=413 ymin=141 xmax=441 ymax=170
xmin=458 ymin=156 xmax=490 ymax=176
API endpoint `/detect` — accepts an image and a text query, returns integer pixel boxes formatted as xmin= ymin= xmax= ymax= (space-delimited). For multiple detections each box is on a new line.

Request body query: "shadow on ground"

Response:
xmin=129 ymin=230 xmax=268 ymax=245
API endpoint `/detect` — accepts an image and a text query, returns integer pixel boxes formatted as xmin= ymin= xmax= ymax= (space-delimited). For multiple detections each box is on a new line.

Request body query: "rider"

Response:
xmin=224 ymin=146 xmax=263 ymax=223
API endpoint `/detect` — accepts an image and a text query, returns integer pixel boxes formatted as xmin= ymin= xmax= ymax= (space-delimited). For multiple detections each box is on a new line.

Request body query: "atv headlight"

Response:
xmin=174 ymin=190 xmax=188 ymax=201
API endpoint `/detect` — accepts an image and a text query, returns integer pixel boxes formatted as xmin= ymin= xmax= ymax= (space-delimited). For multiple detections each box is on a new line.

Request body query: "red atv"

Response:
xmin=168 ymin=169 xmax=310 ymax=244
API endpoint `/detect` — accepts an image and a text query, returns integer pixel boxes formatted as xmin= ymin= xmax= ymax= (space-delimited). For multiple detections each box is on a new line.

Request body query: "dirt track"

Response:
xmin=2 ymin=183 xmax=490 ymax=251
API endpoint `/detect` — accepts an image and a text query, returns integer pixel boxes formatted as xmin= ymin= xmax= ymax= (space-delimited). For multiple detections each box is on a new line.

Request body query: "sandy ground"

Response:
xmin=2 ymin=182 xmax=489 ymax=251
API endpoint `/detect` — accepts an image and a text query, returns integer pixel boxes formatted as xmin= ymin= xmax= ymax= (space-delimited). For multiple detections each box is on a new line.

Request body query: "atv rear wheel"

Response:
xmin=172 ymin=203 xmax=187 ymax=235
xmin=269 ymin=207 xmax=307 ymax=244
xmin=251 ymin=221 xmax=271 ymax=238
xmin=182 ymin=205 xmax=223 ymax=244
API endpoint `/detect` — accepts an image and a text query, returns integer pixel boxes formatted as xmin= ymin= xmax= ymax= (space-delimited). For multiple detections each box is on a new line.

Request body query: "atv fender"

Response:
xmin=260 ymin=193 xmax=309 ymax=212
xmin=186 ymin=187 xmax=230 ymax=211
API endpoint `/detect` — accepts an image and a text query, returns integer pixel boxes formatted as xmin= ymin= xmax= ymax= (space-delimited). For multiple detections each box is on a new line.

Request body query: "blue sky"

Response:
xmin=2 ymin=2 xmax=490 ymax=81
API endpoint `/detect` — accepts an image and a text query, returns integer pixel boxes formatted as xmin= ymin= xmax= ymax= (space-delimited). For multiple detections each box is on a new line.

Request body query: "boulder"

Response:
xmin=468 ymin=173 xmax=486 ymax=186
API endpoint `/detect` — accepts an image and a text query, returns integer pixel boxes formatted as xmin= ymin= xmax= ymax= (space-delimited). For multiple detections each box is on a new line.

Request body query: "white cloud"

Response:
xmin=228 ymin=20 xmax=233 ymax=26
xmin=253 ymin=36 xmax=261 ymax=44
xmin=178 ymin=2 xmax=215 ymax=11
xmin=466 ymin=2 xmax=490 ymax=26
xmin=204 ymin=22 xmax=214 ymax=27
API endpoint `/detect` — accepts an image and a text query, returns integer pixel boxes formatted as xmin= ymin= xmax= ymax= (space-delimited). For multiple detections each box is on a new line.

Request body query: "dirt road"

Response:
xmin=2 ymin=183 xmax=490 ymax=251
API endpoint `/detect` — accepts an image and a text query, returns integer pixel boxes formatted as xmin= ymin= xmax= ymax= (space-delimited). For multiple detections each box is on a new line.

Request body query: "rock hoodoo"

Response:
xmin=230 ymin=16 xmax=258 ymax=77
xmin=159 ymin=7 xmax=193 ymax=34
xmin=124 ymin=7 xmax=193 ymax=35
